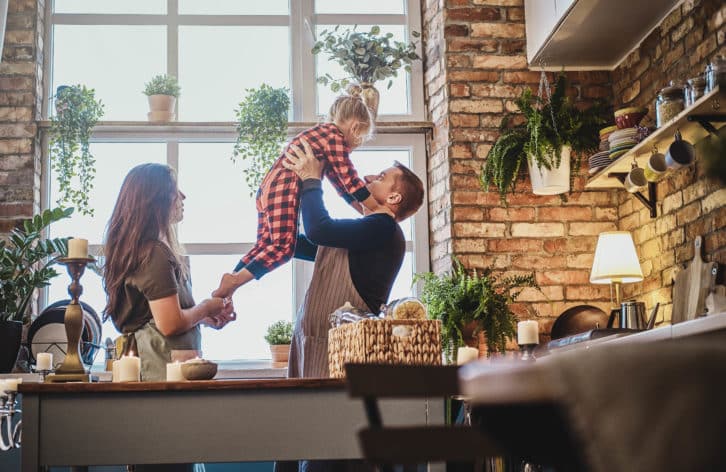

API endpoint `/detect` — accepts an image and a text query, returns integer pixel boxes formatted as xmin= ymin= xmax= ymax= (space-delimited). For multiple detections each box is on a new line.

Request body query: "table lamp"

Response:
xmin=590 ymin=231 xmax=643 ymax=306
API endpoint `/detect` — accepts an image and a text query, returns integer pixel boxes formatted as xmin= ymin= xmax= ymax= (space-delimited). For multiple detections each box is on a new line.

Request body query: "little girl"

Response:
xmin=213 ymin=92 xmax=376 ymax=298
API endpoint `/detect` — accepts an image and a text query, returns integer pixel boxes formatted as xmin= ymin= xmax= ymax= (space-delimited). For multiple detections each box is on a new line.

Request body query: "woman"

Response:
xmin=103 ymin=163 xmax=235 ymax=382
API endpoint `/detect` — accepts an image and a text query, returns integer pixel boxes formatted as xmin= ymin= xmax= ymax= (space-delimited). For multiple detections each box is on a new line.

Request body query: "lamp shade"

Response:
xmin=590 ymin=231 xmax=644 ymax=284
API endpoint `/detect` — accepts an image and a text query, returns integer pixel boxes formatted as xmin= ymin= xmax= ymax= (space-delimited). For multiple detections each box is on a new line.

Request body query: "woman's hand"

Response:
xmin=199 ymin=297 xmax=236 ymax=329
xmin=282 ymin=138 xmax=324 ymax=180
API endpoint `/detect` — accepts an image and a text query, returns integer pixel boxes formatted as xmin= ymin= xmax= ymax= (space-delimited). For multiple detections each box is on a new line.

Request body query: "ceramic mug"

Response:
xmin=624 ymin=166 xmax=647 ymax=193
xmin=665 ymin=131 xmax=695 ymax=169
xmin=644 ymin=151 xmax=668 ymax=182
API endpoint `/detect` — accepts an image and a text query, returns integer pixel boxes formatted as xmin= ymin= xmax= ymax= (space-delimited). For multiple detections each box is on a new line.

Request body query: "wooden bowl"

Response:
xmin=181 ymin=359 xmax=218 ymax=380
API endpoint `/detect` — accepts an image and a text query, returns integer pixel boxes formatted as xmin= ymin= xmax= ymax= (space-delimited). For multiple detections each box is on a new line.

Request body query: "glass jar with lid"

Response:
xmin=686 ymin=75 xmax=707 ymax=106
xmin=706 ymin=54 xmax=726 ymax=91
xmin=655 ymin=81 xmax=685 ymax=128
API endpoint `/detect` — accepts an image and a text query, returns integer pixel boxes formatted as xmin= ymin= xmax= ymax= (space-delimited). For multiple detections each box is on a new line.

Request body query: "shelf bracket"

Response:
xmin=611 ymin=173 xmax=657 ymax=218
xmin=687 ymin=114 xmax=726 ymax=136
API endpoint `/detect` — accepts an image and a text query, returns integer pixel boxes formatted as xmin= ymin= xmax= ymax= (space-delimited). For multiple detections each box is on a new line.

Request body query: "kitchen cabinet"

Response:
xmin=525 ymin=0 xmax=680 ymax=69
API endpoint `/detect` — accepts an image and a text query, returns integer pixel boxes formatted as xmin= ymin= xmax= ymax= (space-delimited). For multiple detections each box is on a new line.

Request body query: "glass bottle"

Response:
xmin=686 ymin=75 xmax=707 ymax=106
xmin=655 ymin=81 xmax=685 ymax=128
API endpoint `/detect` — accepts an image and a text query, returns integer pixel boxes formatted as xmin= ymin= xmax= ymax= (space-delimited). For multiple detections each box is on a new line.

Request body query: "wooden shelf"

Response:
xmin=586 ymin=85 xmax=725 ymax=189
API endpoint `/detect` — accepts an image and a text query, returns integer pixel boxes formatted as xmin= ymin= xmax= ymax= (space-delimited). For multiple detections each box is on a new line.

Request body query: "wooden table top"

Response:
xmin=19 ymin=377 xmax=345 ymax=394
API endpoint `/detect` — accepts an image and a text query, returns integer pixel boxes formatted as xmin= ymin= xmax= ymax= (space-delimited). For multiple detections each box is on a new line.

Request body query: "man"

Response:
xmin=282 ymin=137 xmax=425 ymax=378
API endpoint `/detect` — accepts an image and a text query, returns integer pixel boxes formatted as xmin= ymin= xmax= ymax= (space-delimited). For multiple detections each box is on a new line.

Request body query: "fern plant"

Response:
xmin=232 ymin=84 xmax=290 ymax=194
xmin=49 ymin=85 xmax=104 ymax=216
xmin=480 ymin=74 xmax=608 ymax=203
xmin=0 ymin=207 xmax=74 ymax=323
xmin=414 ymin=259 xmax=538 ymax=362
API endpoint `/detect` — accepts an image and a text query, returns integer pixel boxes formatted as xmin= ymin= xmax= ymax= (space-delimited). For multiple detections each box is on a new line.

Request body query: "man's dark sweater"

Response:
xmin=295 ymin=178 xmax=405 ymax=313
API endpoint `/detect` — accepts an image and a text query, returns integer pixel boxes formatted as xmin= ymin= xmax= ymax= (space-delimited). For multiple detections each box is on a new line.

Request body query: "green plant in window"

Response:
xmin=264 ymin=320 xmax=293 ymax=345
xmin=312 ymin=25 xmax=421 ymax=92
xmin=0 ymin=207 xmax=74 ymax=323
xmin=414 ymin=258 xmax=538 ymax=362
xmin=49 ymin=85 xmax=105 ymax=216
xmin=232 ymin=84 xmax=290 ymax=194
xmin=142 ymin=74 xmax=181 ymax=97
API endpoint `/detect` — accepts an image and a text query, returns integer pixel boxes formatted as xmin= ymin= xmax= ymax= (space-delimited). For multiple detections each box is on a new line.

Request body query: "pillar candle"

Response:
xmin=517 ymin=320 xmax=539 ymax=345
xmin=36 ymin=352 xmax=53 ymax=370
xmin=112 ymin=360 xmax=121 ymax=382
xmin=457 ymin=346 xmax=479 ymax=365
xmin=68 ymin=238 xmax=89 ymax=258
xmin=166 ymin=361 xmax=184 ymax=382
xmin=118 ymin=353 xmax=141 ymax=382
xmin=2 ymin=378 xmax=20 ymax=392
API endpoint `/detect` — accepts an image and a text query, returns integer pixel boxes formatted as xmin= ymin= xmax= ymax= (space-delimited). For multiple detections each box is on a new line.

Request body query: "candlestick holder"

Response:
xmin=45 ymin=257 xmax=95 ymax=383
xmin=519 ymin=343 xmax=537 ymax=362
xmin=0 ymin=390 xmax=21 ymax=451
xmin=33 ymin=367 xmax=55 ymax=383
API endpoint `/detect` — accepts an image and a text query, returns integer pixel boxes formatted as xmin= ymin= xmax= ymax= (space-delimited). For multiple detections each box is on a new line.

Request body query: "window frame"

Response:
xmin=40 ymin=0 xmax=430 ymax=360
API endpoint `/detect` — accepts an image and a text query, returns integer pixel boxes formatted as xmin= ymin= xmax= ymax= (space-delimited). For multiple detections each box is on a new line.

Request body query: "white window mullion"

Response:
xmin=167 ymin=0 xmax=179 ymax=115
xmin=406 ymin=0 xmax=425 ymax=121
xmin=292 ymin=0 xmax=316 ymax=121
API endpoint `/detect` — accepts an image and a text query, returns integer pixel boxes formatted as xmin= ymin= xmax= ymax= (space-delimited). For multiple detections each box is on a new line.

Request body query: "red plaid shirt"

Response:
xmin=261 ymin=122 xmax=369 ymax=203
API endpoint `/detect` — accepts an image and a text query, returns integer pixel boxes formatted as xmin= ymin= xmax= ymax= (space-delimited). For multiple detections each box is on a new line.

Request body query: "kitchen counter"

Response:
xmin=16 ymin=376 xmax=443 ymax=472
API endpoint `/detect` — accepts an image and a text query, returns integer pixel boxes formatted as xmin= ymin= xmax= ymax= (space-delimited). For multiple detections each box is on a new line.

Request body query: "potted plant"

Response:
xmin=143 ymin=74 xmax=181 ymax=122
xmin=0 ymin=207 xmax=73 ymax=373
xmin=232 ymin=84 xmax=290 ymax=194
xmin=480 ymin=74 xmax=608 ymax=201
xmin=264 ymin=320 xmax=293 ymax=364
xmin=312 ymin=25 xmax=421 ymax=119
xmin=414 ymin=259 xmax=538 ymax=363
xmin=49 ymin=85 xmax=105 ymax=216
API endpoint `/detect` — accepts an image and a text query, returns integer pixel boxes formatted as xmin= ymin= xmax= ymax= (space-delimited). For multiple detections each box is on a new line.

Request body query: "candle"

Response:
xmin=166 ymin=361 xmax=184 ymax=382
xmin=117 ymin=353 xmax=141 ymax=382
xmin=2 ymin=378 xmax=20 ymax=392
xmin=112 ymin=360 xmax=120 ymax=382
xmin=36 ymin=352 xmax=53 ymax=370
xmin=457 ymin=346 xmax=479 ymax=365
xmin=68 ymin=238 xmax=89 ymax=258
xmin=517 ymin=320 xmax=539 ymax=345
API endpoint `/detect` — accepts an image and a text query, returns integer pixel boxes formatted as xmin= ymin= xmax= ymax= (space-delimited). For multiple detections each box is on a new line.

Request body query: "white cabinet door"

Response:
xmin=525 ymin=0 xmax=558 ymax=64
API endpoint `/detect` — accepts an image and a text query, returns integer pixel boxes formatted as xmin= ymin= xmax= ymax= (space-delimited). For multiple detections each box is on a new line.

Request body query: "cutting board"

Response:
xmin=671 ymin=236 xmax=719 ymax=323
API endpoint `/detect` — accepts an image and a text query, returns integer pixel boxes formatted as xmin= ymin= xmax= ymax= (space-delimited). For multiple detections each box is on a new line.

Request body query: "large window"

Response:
xmin=44 ymin=1 xmax=427 ymax=361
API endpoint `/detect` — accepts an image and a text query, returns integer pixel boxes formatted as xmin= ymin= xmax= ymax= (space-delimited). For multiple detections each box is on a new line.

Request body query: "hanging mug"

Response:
xmin=665 ymin=131 xmax=695 ymax=169
xmin=644 ymin=149 xmax=668 ymax=182
xmin=624 ymin=163 xmax=647 ymax=193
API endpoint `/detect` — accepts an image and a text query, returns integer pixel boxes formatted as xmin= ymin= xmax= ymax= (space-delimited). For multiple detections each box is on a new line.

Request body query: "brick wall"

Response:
xmin=612 ymin=0 xmax=726 ymax=322
xmin=422 ymin=0 xmax=619 ymax=343
xmin=0 ymin=0 xmax=44 ymax=237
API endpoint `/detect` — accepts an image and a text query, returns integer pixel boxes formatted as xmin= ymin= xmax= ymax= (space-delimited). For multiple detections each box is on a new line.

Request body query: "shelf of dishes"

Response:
xmin=586 ymin=85 xmax=724 ymax=189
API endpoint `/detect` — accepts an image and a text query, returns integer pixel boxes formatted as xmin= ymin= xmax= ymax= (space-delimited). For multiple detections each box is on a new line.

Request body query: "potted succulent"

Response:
xmin=312 ymin=25 xmax=421 ymax=119
xmin=0 ymin=207 xmax=73 ymax=373
xmin=480 ymin=74 xmax=608 ymax=201
xmin=49 ymin=85 xmax=105 ymax=216
xmin=232 ymin=84 xmax=290 ymax=194
xmin=414 ymin=259 xmax=538 ymax=363
xmin=143 ymin=74 xmax=181 ymax=122
xmin=264 ymin=320 xmax=293 ymax=364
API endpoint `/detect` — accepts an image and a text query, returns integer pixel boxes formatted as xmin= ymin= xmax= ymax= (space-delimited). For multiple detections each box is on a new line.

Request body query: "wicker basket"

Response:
xmin=328 ymin=319 xmax=442 ymax=378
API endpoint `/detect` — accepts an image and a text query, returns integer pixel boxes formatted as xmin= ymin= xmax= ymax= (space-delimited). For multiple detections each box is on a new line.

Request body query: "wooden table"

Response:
xmin=18 ymin=378 xmax=443 ymax=471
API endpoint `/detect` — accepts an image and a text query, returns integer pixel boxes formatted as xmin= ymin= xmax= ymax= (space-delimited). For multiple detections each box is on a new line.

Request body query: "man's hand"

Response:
xmin=282 ymin=138 xmax=324 ymax=180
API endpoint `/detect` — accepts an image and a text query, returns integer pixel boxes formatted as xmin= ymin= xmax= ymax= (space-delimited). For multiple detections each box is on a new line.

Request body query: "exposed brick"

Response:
xmin=450 ymin=83 xmax=470 ymax=97
xmin=448 ymin=7 xmax=501 ymax=21
xmin=453 ymin=207 xmax=485 ymax=221
xmin=448 ymin=70 xmax=500 ymax=82
xmin=471 ymin=23 xmax=525 ymax=39
xmin=511 ymin=222 xmax=565 ymax=238
xmin=453 ymin=222 xmax=506 ymax=237
xmin=471 ymin=83 xmax=521 ymax=97
xmin=472 ymin=0 xmax=522 ymax=6
xmin=448 ymin=54 xmax=472 ymax=68
xmin=450 ymin=98 xmax=503 ymax=113
xmin=444 ymin=24 xmax=470 ymax=37
xmin=0 ymin=202 xmax=33 ymax=217
xmin=671 ymin=17 xmax=695 ymax=43
xmin=472 ymin=54 xmax=527 ymax=69
xmin=538 ymin=207 xmax=592 ymax=221
xmin=488 ymin=207 xmax=535 ymax=221
xmin=507 ymin=7 xmax=524 ymax=21
xmin=449 ymin=39 xmax=499 ymax=52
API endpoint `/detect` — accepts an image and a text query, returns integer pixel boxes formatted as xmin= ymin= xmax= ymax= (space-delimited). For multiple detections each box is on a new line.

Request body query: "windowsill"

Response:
xmin=37 ymin=120 xmax=434 ymax=134
xmin=0 ymin=359 xmax=288 ymax=383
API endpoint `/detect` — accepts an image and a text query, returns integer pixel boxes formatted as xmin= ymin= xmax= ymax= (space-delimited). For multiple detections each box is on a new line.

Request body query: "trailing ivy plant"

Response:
xmin=232 ymin=84 xmax=290 ymax=194
xmin=264 ymin=320 xmax=293 ymax=345
xmin=49 ymin=85 xmax=105 ymax=216
xmin=312 ymin=25 xmax=421 ymax=92
xmin=480 ymin=74 xmax=609 ymax=203
xmin=143 ymin=74 xmax=181 ymax=97
xmin=414 ymin=258 xmax=538 ymax=362
xmin=0 ymin=207 xmax=74 ymax=323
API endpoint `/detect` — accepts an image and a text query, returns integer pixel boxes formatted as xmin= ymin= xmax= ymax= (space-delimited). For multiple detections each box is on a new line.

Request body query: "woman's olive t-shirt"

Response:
xmin=111 ymin=241 xmax=195 ymax=334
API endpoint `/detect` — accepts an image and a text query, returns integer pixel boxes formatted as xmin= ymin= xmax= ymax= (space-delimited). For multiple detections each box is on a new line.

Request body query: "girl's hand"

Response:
xmin=283 ymin=138 xmax=324 ymax=180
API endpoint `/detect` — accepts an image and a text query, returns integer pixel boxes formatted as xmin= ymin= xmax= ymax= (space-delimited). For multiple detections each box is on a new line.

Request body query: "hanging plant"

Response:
xmin=232 ymin=84 xmax=290 ymax=194
xmin=312 ymin=25 xmax=421 ymax=92
xmin=49 ymin=85 xmax=105 ymax=216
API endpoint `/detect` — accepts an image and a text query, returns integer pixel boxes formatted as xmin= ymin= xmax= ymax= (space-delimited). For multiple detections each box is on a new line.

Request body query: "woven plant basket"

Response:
xmin=328 ymin=319 xmax=442 ymax=378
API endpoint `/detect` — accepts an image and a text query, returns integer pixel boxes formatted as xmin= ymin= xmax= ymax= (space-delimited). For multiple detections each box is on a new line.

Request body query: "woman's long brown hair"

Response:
xmin=102 ymin=163 xmax=186 ymax=321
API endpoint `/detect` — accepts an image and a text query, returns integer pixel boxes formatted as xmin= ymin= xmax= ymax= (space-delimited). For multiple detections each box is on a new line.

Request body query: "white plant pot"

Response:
xmin=528 ymin=145 xmax=571 ymax=195
xmin=147 ymin=94 xmax=176 ymax=113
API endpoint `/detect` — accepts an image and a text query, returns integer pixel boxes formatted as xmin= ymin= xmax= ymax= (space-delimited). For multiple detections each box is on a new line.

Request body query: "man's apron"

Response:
xmin=288 ymin=245 xmax=367 ymax=378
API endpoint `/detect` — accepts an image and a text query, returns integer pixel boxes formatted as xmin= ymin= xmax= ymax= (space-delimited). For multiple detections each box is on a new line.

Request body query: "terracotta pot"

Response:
xmin=269 ymin=344 xmax=290 ymax=364
xmin=147 ymin=94 xmax=176 ymax=122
